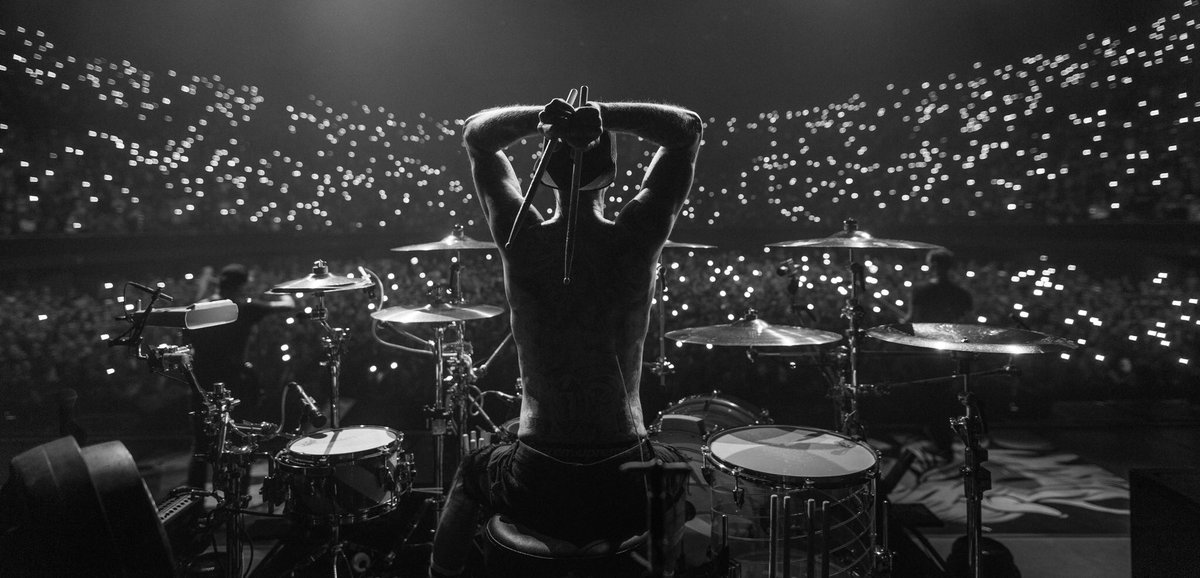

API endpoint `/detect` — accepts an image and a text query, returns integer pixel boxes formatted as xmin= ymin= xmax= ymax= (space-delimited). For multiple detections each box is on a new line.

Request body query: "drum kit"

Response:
xmin=653 ymin=219 xmax=1078 ymax=578
xmin=112 ymin=217 xmax=1076 ymax=577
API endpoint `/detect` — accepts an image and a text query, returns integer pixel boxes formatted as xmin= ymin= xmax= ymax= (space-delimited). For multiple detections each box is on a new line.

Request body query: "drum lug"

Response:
xmin=701 ymin=465 xmax=714 ymax=486
xmin=733 ymin=475 xmax=745 ymax=508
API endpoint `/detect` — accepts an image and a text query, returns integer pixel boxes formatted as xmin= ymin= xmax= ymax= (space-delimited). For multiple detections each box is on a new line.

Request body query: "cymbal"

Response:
xmin=371 ymin=302 xmax=505 ymax=324
xmin=268 ymin=265 xmax=373 ymax=294
xmin=664 ymin=240 xmax=718 ymax=250
xmin=666 ymin=318 xmax=842 ymax=347
xmin=767 ymin=229 xmax=944 ymax=251
xmin=391 ymin=229 xmax=497 ymax=252
xmin=867 ymin=323 xmax=1078 ymax=355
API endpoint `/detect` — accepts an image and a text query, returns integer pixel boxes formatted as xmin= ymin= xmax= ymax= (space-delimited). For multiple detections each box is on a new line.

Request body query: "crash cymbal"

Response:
xmin=268 ymin=261 xmax=373 ymax=294
xmin=391 ymin=227 xmax=497 ymax=252
xmin=767 ymin=230 xmax=944 ymax=251
xmin=867 ymin=323 xmax=1078 ymax=355
xmin=664 ymin=240 xmax=718 ymax=250
xmin=371 ymin=302 xmax=505 ymax=324
xmin=666 ymin=318 xmax=842 ymax=347
xmin=767 ymin=218 xmax=944 ymax=251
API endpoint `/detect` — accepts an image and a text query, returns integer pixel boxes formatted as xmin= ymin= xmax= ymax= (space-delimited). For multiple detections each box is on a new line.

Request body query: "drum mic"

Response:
xmin=290 ymin=382 xmax=327 ymax=428
xmin=776 ymin=258 xmax=802 ymax=277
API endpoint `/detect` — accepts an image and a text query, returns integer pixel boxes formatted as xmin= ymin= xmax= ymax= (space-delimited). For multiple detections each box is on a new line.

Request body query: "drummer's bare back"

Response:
xmin=505 ymin=219 xmax=661 ymax=447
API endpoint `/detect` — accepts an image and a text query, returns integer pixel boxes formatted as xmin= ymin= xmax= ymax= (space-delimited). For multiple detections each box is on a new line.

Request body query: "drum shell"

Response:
xmin=273 ymin=426 xmax=412 ymax=524
xmin=648 ymin=393 xmax=772 ymax=503
xmin=704 ymin=425 xmax=878 ymax=578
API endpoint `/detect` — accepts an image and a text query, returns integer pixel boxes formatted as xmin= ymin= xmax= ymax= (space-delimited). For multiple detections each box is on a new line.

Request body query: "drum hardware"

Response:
xmin=375 ymin=234 xmax=517 ymax=507
xmin=110 ymin=288 xmax=281 ymax=577
xmin=648 ymin=240 xmax=720 ymax=391
xmin=867 ymin=322 xmax=1077 ymax=578
xmin=270 ymin=260 xmax=379 ymax=429
xmin=767 ymin=219 xmax=948 ymax=441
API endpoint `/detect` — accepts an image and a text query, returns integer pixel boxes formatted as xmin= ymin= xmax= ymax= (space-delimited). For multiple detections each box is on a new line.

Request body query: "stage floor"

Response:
xmin=3 ymin=398 xmax=1197 ymax=577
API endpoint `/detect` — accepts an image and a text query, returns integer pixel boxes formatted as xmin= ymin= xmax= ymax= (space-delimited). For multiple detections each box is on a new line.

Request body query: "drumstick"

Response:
xmin=504 ymin=88 xmax=580 ymax=249
xmin=563 ymin=84 xmax=588 ymax=285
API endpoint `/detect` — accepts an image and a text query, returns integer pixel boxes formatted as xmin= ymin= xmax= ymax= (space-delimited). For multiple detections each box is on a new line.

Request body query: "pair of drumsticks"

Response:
xmin=505 ymin=85 xmax=591 ymax=285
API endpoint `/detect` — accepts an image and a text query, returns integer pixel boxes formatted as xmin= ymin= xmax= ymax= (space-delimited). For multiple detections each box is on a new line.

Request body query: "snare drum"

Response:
xmin=273 ymin=426 xmax=412 ymax=524
xmin=704 ymin=425 xmax=878 ymax=578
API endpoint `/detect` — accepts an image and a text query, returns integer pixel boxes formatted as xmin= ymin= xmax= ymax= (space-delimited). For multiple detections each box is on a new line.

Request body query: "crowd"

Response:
xmin=2 ymin=4 xmax=1200 ymax=434
xmin=2 ymin=248 xmax=1196 ymax=435
xmin=2 ymin=4 xmax=1200 ymax=236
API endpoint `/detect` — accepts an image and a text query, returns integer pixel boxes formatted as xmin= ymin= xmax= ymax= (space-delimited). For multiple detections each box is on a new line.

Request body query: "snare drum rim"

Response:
xmin=702 ymin=424 xmax=879 ymax=489
xmin=279 ymin=425 xmax=404 ymax=468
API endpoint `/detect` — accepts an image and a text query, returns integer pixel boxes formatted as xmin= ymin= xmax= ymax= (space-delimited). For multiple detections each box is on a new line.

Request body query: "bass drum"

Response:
xmin=649 ymin=392 xmax=771 ymax=567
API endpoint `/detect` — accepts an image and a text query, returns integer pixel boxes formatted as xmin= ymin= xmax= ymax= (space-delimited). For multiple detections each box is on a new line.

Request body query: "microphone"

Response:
xmin=776 ymin=258 xmax=802 ymax=277
xmin=129 ymin=281 xmax=174 ymax=303
xmin=291 ymin=382 xmax=327 ymax=428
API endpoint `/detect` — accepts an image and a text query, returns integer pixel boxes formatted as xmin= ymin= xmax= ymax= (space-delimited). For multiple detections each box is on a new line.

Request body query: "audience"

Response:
xmin=1 ymin=3 xmax=1199 ymax=433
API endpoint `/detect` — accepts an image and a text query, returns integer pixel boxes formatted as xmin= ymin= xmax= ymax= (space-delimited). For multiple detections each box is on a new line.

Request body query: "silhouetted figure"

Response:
xmin=429 ymin=98 xmax=703 ymax=577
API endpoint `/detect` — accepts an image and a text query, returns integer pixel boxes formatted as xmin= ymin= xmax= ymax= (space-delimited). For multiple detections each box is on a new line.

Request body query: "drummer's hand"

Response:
xmin=538 ymin=99 xmax=603 ymax=150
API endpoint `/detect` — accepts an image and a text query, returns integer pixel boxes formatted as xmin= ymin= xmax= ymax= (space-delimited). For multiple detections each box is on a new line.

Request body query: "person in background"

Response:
xmin=183 ymin=263 xmax=294 ymax=488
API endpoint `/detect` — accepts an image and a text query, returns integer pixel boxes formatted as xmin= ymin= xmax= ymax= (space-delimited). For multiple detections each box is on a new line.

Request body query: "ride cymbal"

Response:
xmin=667 ymin=318 xmax=842 ymax=347
xmin=867 ymin=323 xmax=1078 ymax=355
xmin=371 ymin=302 xmax=504 ymax=324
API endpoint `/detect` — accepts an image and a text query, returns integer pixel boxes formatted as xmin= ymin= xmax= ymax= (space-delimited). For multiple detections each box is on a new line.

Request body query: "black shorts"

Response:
xmin=459 ymin=439 xmax=689 ymax=544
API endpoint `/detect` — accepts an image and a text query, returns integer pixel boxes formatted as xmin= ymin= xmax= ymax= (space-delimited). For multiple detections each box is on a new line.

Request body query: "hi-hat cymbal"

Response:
xmin=391 ymin=228 xmax=497 ymax=252
xmin=867 ymin=323 xmax=1078 ymax=355
xmin=667 ymin=318 xmax=842 ymax=347
xmin=664 ymin=240 xmax=718 ymax=250
xmin=371 ymin=302 xmax=505 ymax=324
xmin=767 ymin=229 xmax=944 ymax=251
xmin=269 ymin=261 xmax=373 ymax=294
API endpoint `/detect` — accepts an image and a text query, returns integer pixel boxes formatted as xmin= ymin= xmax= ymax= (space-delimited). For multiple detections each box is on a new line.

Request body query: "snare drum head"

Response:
xmin=706 ymin=425 xmax=877 ymax=486
xmin=286 ymin=426 xmax=400 ymax=458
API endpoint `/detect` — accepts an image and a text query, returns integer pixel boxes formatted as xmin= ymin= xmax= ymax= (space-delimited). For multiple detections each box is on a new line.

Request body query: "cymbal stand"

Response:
xmin=172 ymin=347 xmax=277 ymax=577
xmin=646 ymin=259 xmax=675 ymax=389
xmin=950 ymin=353 xmax=990 ymax=578
xmin=304 ymin=290 xmax=350 ymax=429
xmin=837 ymin=246 xmax=868 ymax=440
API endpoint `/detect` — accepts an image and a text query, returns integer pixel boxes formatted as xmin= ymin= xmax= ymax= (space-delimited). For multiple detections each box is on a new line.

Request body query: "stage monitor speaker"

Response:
xmin=1130 ymin=468 xmax=1200 ymax=578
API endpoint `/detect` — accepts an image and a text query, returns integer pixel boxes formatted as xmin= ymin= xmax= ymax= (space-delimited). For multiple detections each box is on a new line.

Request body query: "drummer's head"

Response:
xmin=540 ymin=132 xmax=617 ymax=204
